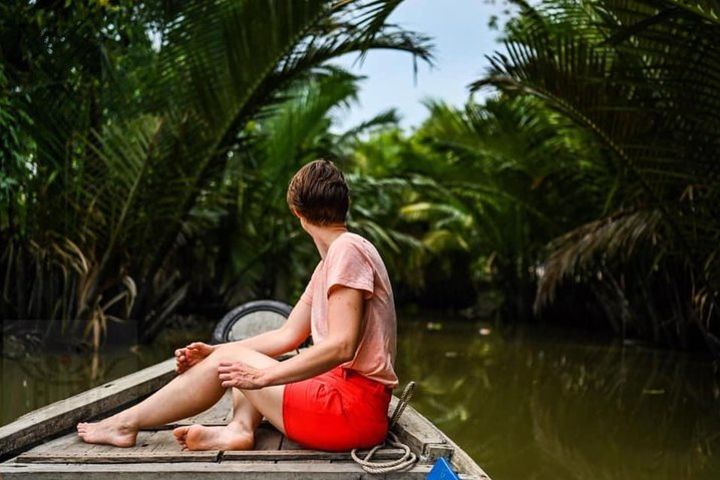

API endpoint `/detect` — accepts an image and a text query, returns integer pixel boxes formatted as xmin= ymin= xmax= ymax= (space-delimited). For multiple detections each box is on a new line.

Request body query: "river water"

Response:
xmin=2 ymin=318 xmax=720 ymax=479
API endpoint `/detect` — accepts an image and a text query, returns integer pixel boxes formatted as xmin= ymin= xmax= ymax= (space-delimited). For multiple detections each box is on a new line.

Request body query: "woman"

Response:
xmin=77 ymin=159 xmax=398 ymax=452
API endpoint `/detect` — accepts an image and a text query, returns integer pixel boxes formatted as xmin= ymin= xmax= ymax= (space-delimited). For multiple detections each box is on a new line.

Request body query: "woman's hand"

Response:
xmin=218 ymin=361 xmax=269 ymax=390
xmin=175 ymin=342 xmax=216 ymax=374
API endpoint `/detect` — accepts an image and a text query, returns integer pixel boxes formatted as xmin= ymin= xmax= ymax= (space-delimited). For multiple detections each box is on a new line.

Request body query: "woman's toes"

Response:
xmin=172 ymin=426 xmax=190 ymax=446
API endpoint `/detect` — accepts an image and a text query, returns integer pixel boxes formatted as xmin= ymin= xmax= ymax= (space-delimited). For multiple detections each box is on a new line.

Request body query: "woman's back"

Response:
xmin=300 ymin=231 xmax=398 ymax=388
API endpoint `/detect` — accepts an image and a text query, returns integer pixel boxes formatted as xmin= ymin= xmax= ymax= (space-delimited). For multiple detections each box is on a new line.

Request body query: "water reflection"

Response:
xmin=0 ymin=329 xmax=203 ymax=426
xmin=395 ymin=320 xmax=720 ymax=480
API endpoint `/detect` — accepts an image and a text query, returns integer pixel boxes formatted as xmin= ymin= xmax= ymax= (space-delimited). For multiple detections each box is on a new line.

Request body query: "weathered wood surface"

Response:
xmin=222 ymin=448 xmax=408 ymax=462
xmin=14 ymin=392 xmax=407 ymax=465
xmin=252 ymin=423 xmax=283 ymax=450
xmin=0 ymin=461 xmax=472 ymax=479
xmin=389 ymin=396 xmax=449 ymax=460
xmin=0 ymin=359 xmax=176 ymax=459
xmin=15 ymin=419 xmax=408 ymax=466
xmin=16 ymin=430 xmax=219 ymax=464
xmin=389 ymin=397 xmax=491 ymax=479
xmin=278 ymin=433 xmax=304 ymax=451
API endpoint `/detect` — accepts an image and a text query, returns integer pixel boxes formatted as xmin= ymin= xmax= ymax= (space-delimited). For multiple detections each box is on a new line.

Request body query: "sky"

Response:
xmin=331 ymin=0 xmax=515 ymax=131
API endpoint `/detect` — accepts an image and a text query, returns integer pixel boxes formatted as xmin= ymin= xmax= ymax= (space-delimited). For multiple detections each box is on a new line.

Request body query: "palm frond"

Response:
xmin=477 ymin=0 xmax=720 ymax=334
xmin=536 ymin=208 xmax=664 ymax=309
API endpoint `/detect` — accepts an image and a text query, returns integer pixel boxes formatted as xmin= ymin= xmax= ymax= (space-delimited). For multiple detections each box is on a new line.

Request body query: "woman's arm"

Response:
xmin=218 ymin=286 xmax=364 ymax=389
xmin=176 ymin=301 xmax=311 ymax=373
xmin=230 ymin=300 xmax=312 ymax=357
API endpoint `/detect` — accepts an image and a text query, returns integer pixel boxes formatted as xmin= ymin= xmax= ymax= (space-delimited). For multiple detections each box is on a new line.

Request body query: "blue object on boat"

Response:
xmin=427 ymin=457 xmax=460 ymax=480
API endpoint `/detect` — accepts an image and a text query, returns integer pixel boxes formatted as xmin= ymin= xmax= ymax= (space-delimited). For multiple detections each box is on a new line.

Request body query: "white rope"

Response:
xmin=350 ymin=381 xmax=417 ymax=474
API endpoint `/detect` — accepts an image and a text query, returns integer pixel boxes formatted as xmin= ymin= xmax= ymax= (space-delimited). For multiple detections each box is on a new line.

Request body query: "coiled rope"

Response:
xmin=350 ymin=381 xmax=417 ymax=474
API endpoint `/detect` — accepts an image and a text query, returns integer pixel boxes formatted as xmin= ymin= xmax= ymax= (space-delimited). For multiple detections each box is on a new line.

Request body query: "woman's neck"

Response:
xmin=306 ymin=223 xmax=348 ymax=260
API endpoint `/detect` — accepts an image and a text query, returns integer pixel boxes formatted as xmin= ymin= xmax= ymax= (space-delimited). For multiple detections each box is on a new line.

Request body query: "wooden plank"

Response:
xmin=388 ymin=397 xmax=448 ymax=461
xmin=145 ymin=430 xmax=219 ymax=462
xmin=15 ymin=429 xmax=79 ymax=454
xmin=0 ymin=359 xmax=176 ymax=459
xmin=278 ymin=435 xmax=304 ymax=451
xmin=222 ymin=448 xmax=407 ymax=462
xmin=15 ymin=431 xmax=218 ymax=464
xmin=425 ymin=443 xmax=455 ymax=462
xmin=327 ymin=460 xmax=484 ymax=476
xmin=15 ymin=449 xmax=219 ymax=464
xmin=275 ymin=459 xmax=333 ymax=464
xmin=0 ymin=461 xmax=439 ymax=479
xmin=388 ymin=399 xmax=491 ymax=479
xmin=251 ymin=424 xmax=283 ymax=451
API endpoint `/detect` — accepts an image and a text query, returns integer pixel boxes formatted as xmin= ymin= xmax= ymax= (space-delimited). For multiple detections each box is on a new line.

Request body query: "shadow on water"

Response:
xmin=395 ymin=317 xmax=720 ymax=480
xmin=2 ymin=318 xmax=720 ymax=479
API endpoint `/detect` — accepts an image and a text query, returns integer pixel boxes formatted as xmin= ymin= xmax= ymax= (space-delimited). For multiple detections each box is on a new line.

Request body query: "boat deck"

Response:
xmin=0 ymin=359 xmax=491 ymax=479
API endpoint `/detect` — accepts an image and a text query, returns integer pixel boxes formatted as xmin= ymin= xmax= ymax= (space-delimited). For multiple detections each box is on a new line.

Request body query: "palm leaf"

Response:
xmin=476 ymin=0 xmax=720 ymax=333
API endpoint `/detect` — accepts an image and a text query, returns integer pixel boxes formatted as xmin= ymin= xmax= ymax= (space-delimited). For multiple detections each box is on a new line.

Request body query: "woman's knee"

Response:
xmin=211 ymin=343 xmax=254 ymax=364
xmin=206 ymin=344 xmax=278 ymax=371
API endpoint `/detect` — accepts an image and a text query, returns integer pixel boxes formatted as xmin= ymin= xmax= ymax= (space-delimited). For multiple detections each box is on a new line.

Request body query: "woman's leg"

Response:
xmin=77 ymin=343 xmax=286 ymax=449
xmin=173 ymin=388 xmax=261 ymax=450
xmin=77 ymin=347 xmax=229 ymax=447
xmin=172 ymin=346 xmax=287 ymax=451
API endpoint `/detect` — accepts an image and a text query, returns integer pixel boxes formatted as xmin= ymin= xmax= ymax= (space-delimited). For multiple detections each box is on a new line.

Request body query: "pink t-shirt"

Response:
xmin=300 ymin=232 xmax=398 ymax=388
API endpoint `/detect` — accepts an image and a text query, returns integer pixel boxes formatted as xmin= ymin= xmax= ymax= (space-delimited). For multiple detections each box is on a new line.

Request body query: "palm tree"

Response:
xmin=184 ymin=67 xmax=427 ymax=310
xmin=476 ymin=0 xmax=720 ymax=349
xmin=413 ymin=96 xmax=605 ymax=316
xmin=0 ymin=0 xmax=433 ymax=347
xmin=347 ymin=95 xmax=602 ymax=315
xmin=184 ymin=68 xmax=378 ymax=307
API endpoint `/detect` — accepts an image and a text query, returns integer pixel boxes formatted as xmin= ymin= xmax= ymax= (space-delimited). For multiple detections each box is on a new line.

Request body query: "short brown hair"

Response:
xmin=286 ymin=159 xmax=349 ymax=225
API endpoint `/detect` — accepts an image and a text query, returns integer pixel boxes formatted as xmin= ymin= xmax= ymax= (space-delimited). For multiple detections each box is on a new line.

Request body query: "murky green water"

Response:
xmin=2 ymin=319 xmax=720 ymax=479
xmin=0 ymin=328 xmax=207 ymax=426
xmin=396 ymin=320 xmax=720 ymax=480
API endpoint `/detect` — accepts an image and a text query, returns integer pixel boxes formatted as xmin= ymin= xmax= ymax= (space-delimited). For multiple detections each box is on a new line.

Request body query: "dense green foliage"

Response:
xmin=2 ymin=0 xmax=719 ymax=354
xmin=347 ymin=0 xmax=720 ymax=351
xmin=0 ymin=0 xmax=431 ymax=347
xmin=479 ymin=0 xmax=720 ymax=350
xmin=347 ymin=96 xmax=607 ymax=317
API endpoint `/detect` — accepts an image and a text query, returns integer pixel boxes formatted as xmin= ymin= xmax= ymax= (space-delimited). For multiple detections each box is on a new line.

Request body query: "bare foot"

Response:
xmin=76 ymin=417 xmax=137 ymax=447
xmin=173 ymin=425 xmax=191 ymax=450
xmin=173 ymin=423 xmax=254 ymax=451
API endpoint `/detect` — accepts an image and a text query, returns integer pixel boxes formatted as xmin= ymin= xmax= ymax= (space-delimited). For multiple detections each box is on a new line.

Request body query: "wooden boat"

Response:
xmin=0 ymin=357 xmax=491 ymax=479
xmin=1 ymin=303 xmax=491 ymax=478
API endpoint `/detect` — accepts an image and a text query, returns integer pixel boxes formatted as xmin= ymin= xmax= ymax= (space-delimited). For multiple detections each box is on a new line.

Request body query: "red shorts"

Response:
xmin=282 ymin=366 xmax=392 ymax=452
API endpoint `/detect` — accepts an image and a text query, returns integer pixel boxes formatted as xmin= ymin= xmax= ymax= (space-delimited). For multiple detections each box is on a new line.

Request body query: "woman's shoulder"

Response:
xmin=339 ymin=231 xmax=369 ymax=245
xmin=328 ymin=233 xmax=390 ymax=278
xmin=331 ymin=232 xmax=378 ymax=257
